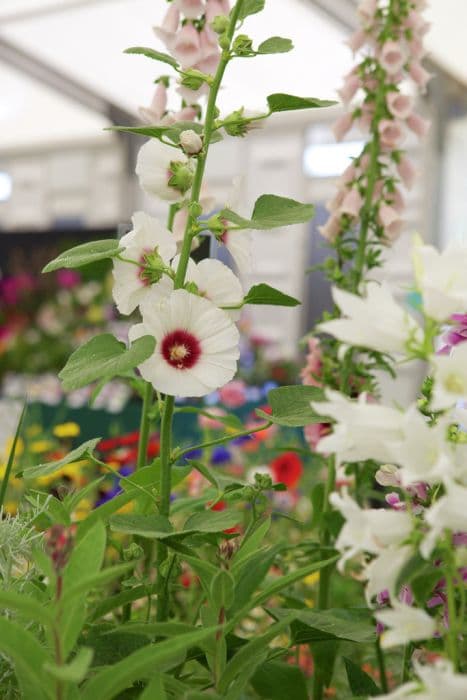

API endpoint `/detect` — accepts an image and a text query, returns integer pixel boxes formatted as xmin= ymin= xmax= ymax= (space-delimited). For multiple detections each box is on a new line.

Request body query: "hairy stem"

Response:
xmin=137 ymin=382 xmax=153 ymax=470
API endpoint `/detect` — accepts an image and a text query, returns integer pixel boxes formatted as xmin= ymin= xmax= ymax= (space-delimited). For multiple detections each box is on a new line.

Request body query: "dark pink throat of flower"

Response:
xmin=138 ymin=248 xmax=153 ymax=287
xmin=161 ymin=329 xmax=201 ymax=370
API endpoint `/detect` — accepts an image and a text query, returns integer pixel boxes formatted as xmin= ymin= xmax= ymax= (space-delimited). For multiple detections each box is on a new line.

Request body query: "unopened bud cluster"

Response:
xmin=44 ymin=524 xmax=77 ymax=574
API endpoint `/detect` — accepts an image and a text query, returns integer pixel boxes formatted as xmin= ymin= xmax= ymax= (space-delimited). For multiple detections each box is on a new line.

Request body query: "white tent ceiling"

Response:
xmin=0 ymin=0 xmax=465 ymax=150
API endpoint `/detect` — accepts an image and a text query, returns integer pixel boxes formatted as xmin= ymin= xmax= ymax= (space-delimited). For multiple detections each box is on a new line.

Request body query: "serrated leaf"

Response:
xmin=244 ymin=283 xmax=300 ymax=307
xmin=256 ymin=384 xmax=324 ymax=427
xmin=257 ymin=36 xmax=293 ymax=54
xmin=221 ymin=194 xmax=314 ymax=230
xmin=110 ymin=514 xmax=173 ymax=539
xmin=43 ymin=239 xmax=120 ymax=272
xmin=124 ymin=46 xmax=178 ymax=69
xmin=238 ymin=0 xmax=265 ymax=20
xmin=59 ymin=333 xmax=155 ymax=391
xmin=267 ymin=93 xmax=337 ymax=113
xmin=20 ymin=438 xmax=100 ymax=480
xmin=44 ymin=647 xmax=93 ymax=683
xmin=344 ymin=657 xmax=381 ymax=696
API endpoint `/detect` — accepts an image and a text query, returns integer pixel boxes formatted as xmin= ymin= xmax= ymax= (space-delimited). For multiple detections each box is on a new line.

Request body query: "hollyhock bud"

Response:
xmin=180 ymin=129 xmax=203 ymax=155
xmin=386 ymin=92 xmax=414 ymax=120
xmin=380 ymin=41 xmax=406 ymax=75
xmin=409 ymin=61 xmax=432 ymax=92
xmin=332 ymin=112 xmax=353 ymax=141
xmin=378 ymin=119 xmax=405 ymax=150
xmin=407 ymin=112 xmax=431 ymax=138
xmin=44 ymin=524 xmax=77 ymax=574
xmin=172 ymin=23 xmax=203 ymax=68
xmin=397 ymin=154 xmax=417 ymax=190
xmin=174 ymin=0 xmax=205 ymax=19
xmin=340 ymin=187 xmax=363 ymax=218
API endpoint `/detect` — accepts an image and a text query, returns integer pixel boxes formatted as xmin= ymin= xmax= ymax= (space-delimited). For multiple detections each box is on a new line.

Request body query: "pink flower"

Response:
xmin=198 ymin=407 xmax=227 ymax=430
xmin=357 ymin=0 xmax=377 ymax=23
xmin=332 ymin=112 xmax=353 ymax=141
xmin=397 ymin=155 xmax=417 ymax=190
xmin=386 ymin=92 xmax=414 ymax=120
xmin=378 ymin=203 xmax=403 ymax=240
xmin=389 ymin=187 xmax=405 ymax=213
xmin=300 ymin=337 xmax=322 ymax=387
xmin=304 ymin=423 xmax=329 ymax=450
xmin=358 ymin=102 xmax=375 ymax=132
xmin=326 ymin=189 xmax=345 ymax=214
xmin=56 ymin=269 xmax=81 ymax=289
xmin=337 ymin=72 xmax=361 ymax=104
xmin=380 ymin=41 xmax=406 ymax=74
xmin=439 ymin=314 xmax=467 ymax=353
xmin=206 ymin=0 xmax=230 ymax=22
xmin=196 ymin=28 xmax=221 ymax=73
xmin=340 ymin=187 xmax=363 ymax=218
xmin=174 ymin=0 xmax=205 ymax=19
xmin=339 ymin=163 xmax=357 ymax=185
xmin=219 ymin=379 xmax=247 ymax=408
xmin=172 ymin=23 xmax=203 ymax=68
xmin=378 ymin=119 xmax=405 ymax=150
xmin=174 ymin=105 xmax=199 ymax=121
xmin=0 ymin=273 xmax=35 ymax=305
xmin=346 ymin=29 xmax=366 ymax=53
xmin=318 ymin=214 xmax=341 ymax=242
xmin=407 ymin=112 xmax=430 ymax=138
xmin=409 ymin=61 xmax=432 ymax=92
xmin=153 ymin=4 xmax=180 ymax=48
xmin=139 ymin=82 xmax=168 ymax=124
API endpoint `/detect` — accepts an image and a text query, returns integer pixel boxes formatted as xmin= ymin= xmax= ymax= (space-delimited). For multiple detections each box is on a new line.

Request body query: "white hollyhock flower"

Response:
xmin=365 ymin=545 xmax=413 ymax=606
xmin=219 ymin=227 xmax=252 ymax=273
xmin=140 ymin=256 xmax=244 ymax=321
xmin=421 ymin=478 xmax=467 ymax=558
xmin=129 ymin=289 xmax=239 ymax=397
xmin=376 ymin=603 xmax=436 ymax=649
xmin=136 ymin=139 xmax=194 ymax=201
xmin=430 ymin=343 xmax=467 ymax=410
xmin=318 ymin=282 xmax=422 ymax=355
xmin=112 ymin=212 xmax=176 ymax=315
xmin=380 ymin=660 xmax=467 ymax=700
xmin=413 ymin=242 xmax=467 ymax=321
xmin=329 ymin=491 xmax=412 ymax=569
xmin=311 ymin=390 xmax=404 ymax=464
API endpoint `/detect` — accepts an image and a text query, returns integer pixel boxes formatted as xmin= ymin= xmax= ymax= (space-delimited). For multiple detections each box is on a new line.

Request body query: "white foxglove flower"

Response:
xmin=136 ymin=140 xmax=194 ymax=201
xmin=365 ymin=545 xmax=413 ymax=606
xmin=112 ymin=212 xmax=176 ymax=315
xmin=311 ymin=390 xmax=404 ymax=464
xmin=430 ymin=343 xmax=467 ymax=410
xmin=140 ymin=257 xmax=244 ymax=321
xmin=329 ymin=491 xmax=412 ymax=569
xmin=318 ymin=283 xmax=422 ymax=355
xmin=380 ymin=660 xmax=467 ymax=700
xmin=129 ymin=289 xmax=239 ymax=397
xmin=413 ymin=242 xmax=467 ymax=321
xmin=376 ymin=603 xmax=436 ymax=648
xmin=421 ymin=479 xmax=467 ymax=558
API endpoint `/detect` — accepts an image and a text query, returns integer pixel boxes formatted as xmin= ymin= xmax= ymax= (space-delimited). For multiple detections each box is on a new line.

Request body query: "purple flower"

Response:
xmin=56 ymin=269 xmax=81 ymax=289
xmin=210 ymin=446 xmax=232 ymax=465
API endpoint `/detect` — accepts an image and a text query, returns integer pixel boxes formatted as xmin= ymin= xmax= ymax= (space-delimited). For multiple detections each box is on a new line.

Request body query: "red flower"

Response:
xmin=270 ymin=452 xmax=303 ymax=489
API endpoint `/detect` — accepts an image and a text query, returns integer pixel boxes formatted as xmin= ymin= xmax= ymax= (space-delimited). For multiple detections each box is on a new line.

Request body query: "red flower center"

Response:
xmin=161 ymin=329 xmax=201 ymax=370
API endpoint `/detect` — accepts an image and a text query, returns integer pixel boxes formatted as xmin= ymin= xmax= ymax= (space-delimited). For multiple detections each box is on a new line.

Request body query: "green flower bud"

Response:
xmin=168 ymin=160 xmax=194 ymax=195
xmin=123 ymin=543 xmax=144 ymax=561
xmin=211 ymin=14 xmax=230 ymax=35
xmin=233 ymin=34 xmax=253 ymax=56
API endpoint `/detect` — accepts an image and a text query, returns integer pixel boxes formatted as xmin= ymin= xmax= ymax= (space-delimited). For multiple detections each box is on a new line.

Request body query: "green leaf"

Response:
xmin=243 ymin=283 xmax=300 ymax=307
xmin=183 ymin=509 xmax=241 ymax=533
xmin=310 ymin=483 xmax=326 ymax=530
xmin=0 ymin=616 xmax=54 ymax=700
xmin=109 ymin=514 xmax=173 ymax=539
xmin=60 ymin=563 xmax=134 ymax=609
xmin=274 ymin=608 xmax=376 ymax=644
xmin=20 ymin=438 xmax=100 ymax=480
xmin=90 ymin=584 xmax=158 ymax=622
xmin=256 ymin=384 xmax=324 ymax=427
xmin=238 ymin=0 xmax=265 ymax=20
xmin=110 ymin=121 xmax=223 ymax=145
xmin=44 ymin=647 xmax=93 ymax=683
xmin=80 ymin=627 xmax=218 ymax=700
xmin=257 ymin=37 xmax=293 ymax=54
xmin=0 ymin=590 xmax=54 ymax=628
xmin=251 ymin=660 xmax=308 ymax=700
xmin=43 ymin=239 xmax=120 ymax=272
xmin=187 ymin=460 xmax=221 ymax=490
xmin=138 ymin=674 xmax=167 ymax=700
xmin=0 ymin=401 xmax=26 ymax=509
xmin=211 ymin=569 xmax=235 ymax=610
xmin=234 ymin=516 xmax=271 ymax=564
xmin=221 ymin=194 xmax=314 ymax=230
xmin=231 ymin=544 xmax=284 ymax=612
xmin=124 ymin=46 xmax=178 ymax=69
xmin=344 ymin=657 xmax=381 ymax=696
xmin=59 ymin=333 xmax=156 ymax=391
xmin=267 ymin=93 xmax=337 ymax=113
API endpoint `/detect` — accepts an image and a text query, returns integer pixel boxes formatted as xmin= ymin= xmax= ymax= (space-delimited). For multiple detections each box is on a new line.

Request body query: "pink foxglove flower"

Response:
xmin=397 ymin=154 xmax=417 ymax=190
xmin=318 ymin=214 xmax=341 ymax=242
xmin=407 ymin=112 xmax=431 ymax=138
xmin=386 ymin=92 xmax=414 ymax=120
xmin=130 ymin=289 xmax=239 ymax=397
xmin=340 ymin=188 xmax=363 ymax=218
xmin=409 ymin=60 xmax=432 ymax=91
xmin=173 ymin=0 xmax=205 ymax=19
xmin=378 ymin=203 xmax=402 ymax=240
xmin=153 ymin=4 xmax=180 ymax=49
xmin=136 ymin=139 xmax=194 ymax=201
xmin=380 ymin=41 xmax=406 ymax=74
xmin=346 ymin=28 xmax=366 ymax=53
xmin=337 ymin=72 xmax=361 ymax=104
xmin=332 ymin=112 xmax=353 ymax=141
xmin=112 ymin=212 xmax=176 ymax=315
xmin=139 ymin=82 xmax=168 ymax=124
xmin=172 ymin=23 xmax=203 ymax=67
xmin=378 ymin=119 xmax=405 ymax=150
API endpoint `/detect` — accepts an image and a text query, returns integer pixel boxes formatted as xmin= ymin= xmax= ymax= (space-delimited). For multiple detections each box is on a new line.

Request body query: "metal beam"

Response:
xmin=0 ymin=0 xmax=115 ymax=25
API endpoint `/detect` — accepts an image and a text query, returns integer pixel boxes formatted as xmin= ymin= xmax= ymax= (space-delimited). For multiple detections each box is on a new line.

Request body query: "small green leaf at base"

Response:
xmin=43 ymin=239 xmax=121 ymax=272
xmin=256 ymin=385 xmax=324 ymax=427
xmin=257 ymin=37 xmax=293 ymax=54
xmin=267 ymin=93 xmax=337 ymax=113
xmin=238 ymin=0 xmax=265 ymax=20
xmin=244 ymin=283 xmax=300 ymax=307
xmin=59 ymin=333 xmax=156 ymax=391
xmin=344 ymin=657 xmax=381 ymax=696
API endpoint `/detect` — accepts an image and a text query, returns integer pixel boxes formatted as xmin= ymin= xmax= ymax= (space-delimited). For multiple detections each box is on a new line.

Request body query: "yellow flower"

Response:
xmin=86 ymin=305 xmax=104 ymax=323
xmin=26 ymin=424 xmax=42 ymax=438
xmin=305 ymin=598 xmax=315 ymax=608
xmin=30 ymin=440 xmax=55 ymax=454
xmin=3 ymin=436 xmax=24 ymax=459
xmin=4 ymin=501 xmax=17 ymax=516
xmin=73 ymin=498 xmax=92 ymax=521
xmin=62 ymin=460 xmax=89 ymax=483
xmin=53 ymin=422 xmax=81 ymax=439
xmin=304 ymin=572 xmax=320 ymax=587
xmin=117 ymin=501 xmax=134 ymax=515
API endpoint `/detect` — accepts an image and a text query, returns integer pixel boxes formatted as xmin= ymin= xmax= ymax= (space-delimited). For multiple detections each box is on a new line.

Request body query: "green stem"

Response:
xmin=375 ymin=637 xmax=389 ymax=694
xmin=137 ymin=382 xmax=153 ymax=470
xmin=174 ymin=421 xmax=272 ymax=461
xmin=444 ymin=536 xmax=459 ymax=670
xmin=401 ymin=642 xmax=413 ymax=683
